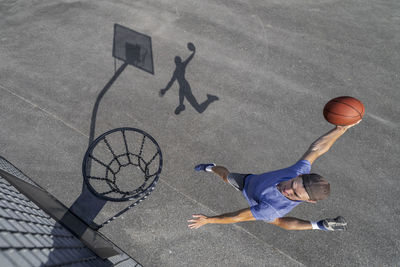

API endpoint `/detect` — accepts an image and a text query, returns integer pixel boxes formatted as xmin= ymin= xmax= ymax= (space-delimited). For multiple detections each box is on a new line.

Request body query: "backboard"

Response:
xmin=112 ymin=24 xmax=154 ymax=74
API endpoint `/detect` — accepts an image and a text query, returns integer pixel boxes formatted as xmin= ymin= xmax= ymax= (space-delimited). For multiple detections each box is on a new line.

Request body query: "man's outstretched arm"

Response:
xmin=188 ymin=208 xmax=256 ymax=229
xmin=188 ymin=211 xmax=347 ymax=231
xmin=182 ymin=48 xmax=195 ymax=67
xmin=269 ymin=217 xmax=312 ymax=230
xmin=301 ymin=121 xmax=361 ymax=165
xmin=159 ymin=75 xmax=177 ymax=96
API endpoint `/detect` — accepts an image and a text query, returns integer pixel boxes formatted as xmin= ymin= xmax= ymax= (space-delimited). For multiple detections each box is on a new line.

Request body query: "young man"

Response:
xmin=188 ymin=122 xmax=360 ymax=231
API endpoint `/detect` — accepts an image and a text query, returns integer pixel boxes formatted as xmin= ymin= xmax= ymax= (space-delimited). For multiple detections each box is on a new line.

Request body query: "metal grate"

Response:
xmin=0 ymin=157 xmax=141 ymax=267
xmin=0 ymin=157 xmax=37 ymax=187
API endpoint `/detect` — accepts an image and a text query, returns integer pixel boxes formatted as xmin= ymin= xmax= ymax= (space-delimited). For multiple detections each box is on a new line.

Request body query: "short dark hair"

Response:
xmin=302 ymin=173 xmax=330 ymax=201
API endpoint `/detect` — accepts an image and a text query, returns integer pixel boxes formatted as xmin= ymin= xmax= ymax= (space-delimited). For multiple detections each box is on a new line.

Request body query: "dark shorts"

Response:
xmin=227 ymin=173 xmax=251 ymax=191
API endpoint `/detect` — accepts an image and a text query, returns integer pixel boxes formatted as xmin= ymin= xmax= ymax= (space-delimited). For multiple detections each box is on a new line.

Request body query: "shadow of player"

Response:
xmin=159 ymin=42 xmax=219 ymax=115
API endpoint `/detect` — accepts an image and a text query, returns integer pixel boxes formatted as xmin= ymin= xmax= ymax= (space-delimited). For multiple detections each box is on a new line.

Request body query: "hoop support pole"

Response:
xmin=96 ymin=191 xmax=151 ymax=229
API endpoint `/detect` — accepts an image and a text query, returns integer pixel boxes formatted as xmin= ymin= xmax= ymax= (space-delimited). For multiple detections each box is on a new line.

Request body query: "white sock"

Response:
xmin=311 ymin=221 xmax=320 ymax=230
xmin=205 ymin=164 xmax=215 ymax=172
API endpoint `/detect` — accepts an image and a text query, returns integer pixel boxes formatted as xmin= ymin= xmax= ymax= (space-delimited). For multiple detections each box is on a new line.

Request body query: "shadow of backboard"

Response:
xmin=113 ymin=24 xmax=154 ymax=74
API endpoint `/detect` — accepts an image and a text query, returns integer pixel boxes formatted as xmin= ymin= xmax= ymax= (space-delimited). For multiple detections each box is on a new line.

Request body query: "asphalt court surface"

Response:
xmin=1 ymin=0 xmax=399 ymax=266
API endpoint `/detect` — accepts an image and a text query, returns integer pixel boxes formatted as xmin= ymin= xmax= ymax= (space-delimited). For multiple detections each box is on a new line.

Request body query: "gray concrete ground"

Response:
xmin=1 ymin=0 xmax=399 ymax=266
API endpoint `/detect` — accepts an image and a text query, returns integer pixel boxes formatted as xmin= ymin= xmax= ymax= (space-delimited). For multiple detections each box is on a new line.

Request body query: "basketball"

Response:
xmin=323 ymin=96 xmax=365 ymax=125
xmin=187 ymin=42 xmax=195 ymax=51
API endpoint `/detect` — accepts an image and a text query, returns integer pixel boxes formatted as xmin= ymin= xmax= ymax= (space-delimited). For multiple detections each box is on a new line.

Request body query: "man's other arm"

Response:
xmin=269 ymin=217 xmax=313 ymax=230
xmin=188 ymin=208 xmax=255 ymax=229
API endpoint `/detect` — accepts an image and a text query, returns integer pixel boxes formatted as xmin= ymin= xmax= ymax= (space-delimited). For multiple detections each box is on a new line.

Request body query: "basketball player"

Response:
xmin=159 ymin=43 xmax=219 ymax=115
xmin=188 ymin=121 xmax=361 ymax=231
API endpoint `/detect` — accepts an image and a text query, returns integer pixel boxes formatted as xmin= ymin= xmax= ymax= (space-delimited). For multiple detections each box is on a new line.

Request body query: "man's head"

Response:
xmin=278 ymin=173 xmax=330 ymax=203
xmin=174 ymin=56 xmax=182 ymax=64
xmin=302 ymin=173 xmax=330 ymax=202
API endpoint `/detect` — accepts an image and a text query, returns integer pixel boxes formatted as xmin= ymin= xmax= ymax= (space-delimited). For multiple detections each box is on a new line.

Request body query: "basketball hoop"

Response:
xmin=82 ymin=127 xmax=162 ymax=228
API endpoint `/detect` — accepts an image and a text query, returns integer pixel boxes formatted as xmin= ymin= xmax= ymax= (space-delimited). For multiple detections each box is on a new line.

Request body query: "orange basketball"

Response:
xmin=323 ymin=96 xmax=365 ymax=125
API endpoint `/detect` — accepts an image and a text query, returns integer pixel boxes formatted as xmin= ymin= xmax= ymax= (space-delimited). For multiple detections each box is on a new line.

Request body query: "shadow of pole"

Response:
xmin=68 ymin=62 xmax=128 ymax=228
xmin=88 ymin=63 xmax=128 ymax=147
xmin=159 ymin=42 xmax=219 ymax=115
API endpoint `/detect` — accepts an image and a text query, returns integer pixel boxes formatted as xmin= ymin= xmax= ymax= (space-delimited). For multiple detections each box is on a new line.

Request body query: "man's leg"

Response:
xmin=175 ymin=87 xmax=185 ymax=114
xmin=195 ymin=164 xmax=248 ymax=190
xmin=195 ymin=164 xmax=249 ymax=191
xmin=210 ymin=166 xmax=229 ymax=183
xmin=194 ymin=163 xmax=229 ymax=183
xmin=185 ymin=91 xmax=219 ymax=114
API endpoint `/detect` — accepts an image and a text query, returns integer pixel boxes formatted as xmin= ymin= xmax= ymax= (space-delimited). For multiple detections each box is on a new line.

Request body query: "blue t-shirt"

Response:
xmin=242 ymin=160 xmax=311 ymax=221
